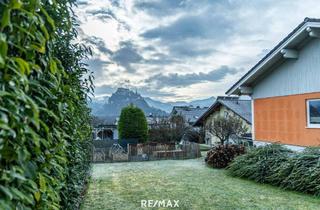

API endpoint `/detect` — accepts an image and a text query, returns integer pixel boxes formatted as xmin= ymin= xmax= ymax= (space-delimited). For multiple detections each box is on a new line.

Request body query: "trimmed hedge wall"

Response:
xmin=0 ymin=0 xmax=92 ymax=209
xmin=227 ymin=144 xmax=320 ymax=196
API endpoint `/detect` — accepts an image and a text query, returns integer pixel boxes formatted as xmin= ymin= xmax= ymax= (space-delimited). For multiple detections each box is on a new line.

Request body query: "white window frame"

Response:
xmin=306 ymin=99 xmax=320 ymax=128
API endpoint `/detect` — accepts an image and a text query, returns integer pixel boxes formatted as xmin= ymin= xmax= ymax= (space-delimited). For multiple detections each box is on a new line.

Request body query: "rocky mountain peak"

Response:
xmin=89 ymin=88 xmax=215 ymax=123
xmin=91 ymin=88 xmax=166 ymax=119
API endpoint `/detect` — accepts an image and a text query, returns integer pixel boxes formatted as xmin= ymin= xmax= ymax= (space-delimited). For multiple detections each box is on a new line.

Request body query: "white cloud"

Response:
xmin=75 ymin=0 xmax=320 ymax=101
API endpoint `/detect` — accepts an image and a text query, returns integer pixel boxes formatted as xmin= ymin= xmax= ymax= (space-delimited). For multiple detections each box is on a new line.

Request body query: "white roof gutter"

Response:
xmin=226 ymin=21 xmax=320 ymax=96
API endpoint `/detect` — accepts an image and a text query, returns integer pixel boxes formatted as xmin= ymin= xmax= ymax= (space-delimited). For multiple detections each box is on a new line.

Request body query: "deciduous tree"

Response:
xmin=206 ymin=116 xmax=248 ymax=145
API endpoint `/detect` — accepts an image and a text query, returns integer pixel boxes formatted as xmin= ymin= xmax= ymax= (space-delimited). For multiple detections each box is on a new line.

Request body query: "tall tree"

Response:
xmin=118 ymin=105 xmax=148 ymax=143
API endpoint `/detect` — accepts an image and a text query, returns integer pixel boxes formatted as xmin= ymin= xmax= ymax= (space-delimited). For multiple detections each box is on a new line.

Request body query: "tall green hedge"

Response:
xmin=118 ymin=105 xmax=148 ymax=143
xmin=0 ymin=0 xmax=93 ymax=209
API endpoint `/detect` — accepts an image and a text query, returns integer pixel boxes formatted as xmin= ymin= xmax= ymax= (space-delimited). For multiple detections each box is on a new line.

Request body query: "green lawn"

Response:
xmin=82 ymin=157 xmax=320 ymax=210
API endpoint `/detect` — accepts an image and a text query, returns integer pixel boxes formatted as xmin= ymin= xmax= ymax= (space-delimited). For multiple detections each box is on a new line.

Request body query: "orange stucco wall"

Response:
xmin=254 ymin=92 xmax=320 ymax=146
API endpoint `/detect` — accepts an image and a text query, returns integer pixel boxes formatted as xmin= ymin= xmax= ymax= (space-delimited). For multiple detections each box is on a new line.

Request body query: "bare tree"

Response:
xmin=206 ymin=115 xmax=248 ymax=145
xmin=148 ymin=118 xmax=173 ymax=143
xmin=148 ymin=115 xmax=192 ymax=143
xmin=170 ymin=115 xmax=188 ymax=141
xmin=183 ymin=127 xmax=206 ymax=143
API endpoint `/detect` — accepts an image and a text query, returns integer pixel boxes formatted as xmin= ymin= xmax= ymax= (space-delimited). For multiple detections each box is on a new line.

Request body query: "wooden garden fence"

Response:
xmin=92 ymin=141 xmax=201 ymax=163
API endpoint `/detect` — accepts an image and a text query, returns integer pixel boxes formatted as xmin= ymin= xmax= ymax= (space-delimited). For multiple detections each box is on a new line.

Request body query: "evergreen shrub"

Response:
xmin=118 ymin=105 xmax=148 ymax=143
xmin=227 ymin=144 xmax=320 ymax=195
xmin=0 ymin=0 xmax=93 ymax=209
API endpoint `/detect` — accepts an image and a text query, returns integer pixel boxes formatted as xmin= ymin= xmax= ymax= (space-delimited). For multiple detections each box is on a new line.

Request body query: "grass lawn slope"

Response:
xmin=82 ymin=158 xmax=320 ymax=210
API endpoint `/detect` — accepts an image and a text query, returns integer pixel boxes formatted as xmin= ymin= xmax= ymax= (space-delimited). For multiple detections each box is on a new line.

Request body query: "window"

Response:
xmin=224 ymin=111 xmax=229 ymax=118
xmin=307 ymin=99 xmax=320 ymax=128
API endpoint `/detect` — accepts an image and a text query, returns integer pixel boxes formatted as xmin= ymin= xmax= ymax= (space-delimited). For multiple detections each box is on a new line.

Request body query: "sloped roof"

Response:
xmin=193 ymin=97 xmax=252 ymax=126
xmin=171 ymin=106 xmax=208 ymax=123
xmin=219 ymin=99 xmax=252 ymax=123
xmin=226 ymin=17 xmax=320 ymax=95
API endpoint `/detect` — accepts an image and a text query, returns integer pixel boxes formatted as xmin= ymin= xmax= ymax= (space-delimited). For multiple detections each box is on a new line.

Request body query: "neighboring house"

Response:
xmin=194 ymin=96 xmax=252 ymax=145
xmin=170 ymin=106 xmax=208 ymax=125
xmin=93 ymin=124 xmax=119 ymax=140
xmin=226 ymin=18 xmax=320 ymax=147
xmin=146 ymin=114 xmax=168 ymax=129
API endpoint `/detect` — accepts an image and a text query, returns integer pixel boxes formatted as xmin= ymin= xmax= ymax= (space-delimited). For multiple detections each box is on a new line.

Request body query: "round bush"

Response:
xmin=205 ymin=144 xmax=246 ymax=168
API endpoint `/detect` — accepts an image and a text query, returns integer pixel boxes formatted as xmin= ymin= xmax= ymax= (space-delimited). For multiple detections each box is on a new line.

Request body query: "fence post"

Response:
xmin=127 ymin=144 xmax=131 ymax=161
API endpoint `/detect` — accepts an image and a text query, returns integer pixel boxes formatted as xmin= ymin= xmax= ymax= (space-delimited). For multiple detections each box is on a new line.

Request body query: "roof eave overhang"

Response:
xmin=226 ymin=21 xmax=320 ymax=96
xmin=193 ymin=101 xmax=220 ymax=126
xmin=218 ymin=101 xmax=252 ymax=125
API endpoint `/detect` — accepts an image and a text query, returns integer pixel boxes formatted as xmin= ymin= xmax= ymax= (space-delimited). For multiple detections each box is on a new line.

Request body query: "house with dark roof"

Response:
xmin=226 ymin=18 xmax=320 ymax=147
xmin=194 ymin=96 xmax=252 ymax=145
xmin=170 ymin=106 xmax=208 ymax=125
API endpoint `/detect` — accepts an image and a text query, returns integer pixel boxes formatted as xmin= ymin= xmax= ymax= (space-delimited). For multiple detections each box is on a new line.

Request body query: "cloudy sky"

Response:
xmin=76 ymin=0 xmax=320 ymax=102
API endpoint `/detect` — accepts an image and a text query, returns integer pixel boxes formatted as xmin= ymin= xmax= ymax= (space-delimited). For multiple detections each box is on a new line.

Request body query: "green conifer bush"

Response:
xmin=227 ymin=144 xmax=320 ymax=195
xmin=118 ymin=105 xmax=148 ymax=143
